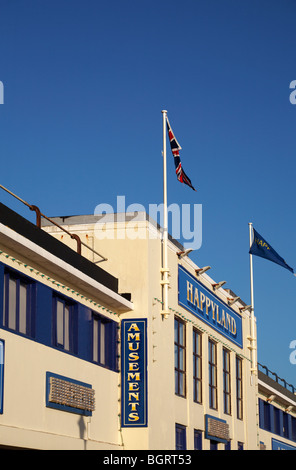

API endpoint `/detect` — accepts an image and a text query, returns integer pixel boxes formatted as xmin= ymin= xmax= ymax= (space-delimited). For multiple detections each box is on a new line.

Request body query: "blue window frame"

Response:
xmin=223 ymin=348 xmax=231 ymax=415
xmin=224 ymin=440 xmax=231 ymax=450
xmin=193 ymin=328 xmax=202 ymax=404
xmin=175 ymin=423 xmax=186 ymax=450
xmin=263 ymin=400 xmax=271 ymax=431
xmin=0 ymin=340 xmax=4 ymax=414
xmin=274 ymin=406 xmax=280 ymax=435
xmin=0 ymin=263 xmax=121 ymax=371
xmin=283 ymin=411 xmax=289 ymax=438
xmin=92 ymin=313 xmax=118 ymax=370
xmin=292 ymin=417 xmax=296 ymax=442
xmin=194 ymin=429 xmax=202 ymax=450
xmin=53 ymin=295 xmax=77 ymax=354
xmin=210 ymin=440 xmax=218 ymax=450
xmin=174 ymin=317 xmax=186 ymax=397
xmin=209 ymin=340 xmax=217 ymax=409
xmin=259 ymin=398 xmax=296 ymax=442
xmin=236 ymin=356 xmax=243 ymax=420
xmin=2 ymin=268 xmax=35 ymax=337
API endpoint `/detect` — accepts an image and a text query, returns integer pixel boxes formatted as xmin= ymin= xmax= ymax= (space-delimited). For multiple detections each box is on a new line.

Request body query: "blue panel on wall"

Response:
xmin=178 ymin=266 xmax=243 ymax=348
xmin=121 ymin=319 xmax=147 ymax=427
xmin=272 ymin=438 xmax=296 ymax=450
xmin=205 ymin=414 xmax=229 ymax=444
xmin=0 ymin=260 xmax=118 ymax=370
xmin=46 ymin=372 xmax=95 ymax=416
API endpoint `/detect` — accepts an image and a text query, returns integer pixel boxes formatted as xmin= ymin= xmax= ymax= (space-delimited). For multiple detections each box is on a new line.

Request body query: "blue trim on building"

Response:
xmin=121 ymin=318 xmax=148 ymax=428
xmin=272 ymin=438 xmax=296 ymax=450
xmin=45 ymin=372 xmax=93 ymax=416
xmin=0 ymin=261 xmax=119 ymax=372
xmin=205 ymin=414 xmax=228 ymax=444
xmin=259 ymin=398 xmax=296 ymax=444
xmin=0 ymin=339 xmax=4 ymax=414
xmin=178 ymin=265 xmax=243 ymax=348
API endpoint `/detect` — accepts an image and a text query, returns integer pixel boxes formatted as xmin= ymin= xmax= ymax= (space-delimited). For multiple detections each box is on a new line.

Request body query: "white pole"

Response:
xmin=161 ymin=110 xmax=170 ymax=318
xmin=248 ymin=222 xmax=257 ymax=376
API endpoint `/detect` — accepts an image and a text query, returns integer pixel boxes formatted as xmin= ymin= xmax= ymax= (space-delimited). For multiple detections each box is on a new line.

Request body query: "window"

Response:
xmin=223 ymin=348 xmax=231 ymax=415
xmin=263 ymin=401 xmax=271 ymax=431
xmin=174 ymin=317 xmax=186 ymax=397
xmin=210 ymin=440 xmax=218 ymax=450
xmin=292 ymin=416 xmax=296 ymax=442
xmin=3 ymin=269 xmax=34 ymax=336
xmin=236 ymin=356 xmax=243 ymax=420
xmin=92 ymin=313 xmax=118 ymax=370
xmin=283 ymin=412 xmax=289 ymax=438
xmin=53 ymin=295 xmax=77 ymax=353
xmin=259 ymin=398 xmax=296 ymax=442
xmin=224 ymin=440 xmax=231 ymax=450
xmin=194 ymin=429 xmax=202 ymax=450
xmin=237 ymin=441 xmax=244 ymax=450
xmin=208 ymin=340 xmax=217 ymax=409
xmin=193 ymin=328 xmax=202 ymax=403
xmin=274 ymin=407 xmax=280 ymax=435
xmin=175 ymin=424 xmax=186 ymax=450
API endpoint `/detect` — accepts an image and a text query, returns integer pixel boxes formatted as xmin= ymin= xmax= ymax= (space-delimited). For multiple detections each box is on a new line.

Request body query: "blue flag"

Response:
xmin=249 ymin=228 xmax=294 ymax=274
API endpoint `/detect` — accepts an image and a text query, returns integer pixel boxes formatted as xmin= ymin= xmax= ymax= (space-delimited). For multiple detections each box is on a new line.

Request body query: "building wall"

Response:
xmin=42 ymin=215 xmax=260 ymax=450
xmin=1 ymin=210 xmax=295 ymax=450
xmin=0 ymin=247 xmax=123 ymax=450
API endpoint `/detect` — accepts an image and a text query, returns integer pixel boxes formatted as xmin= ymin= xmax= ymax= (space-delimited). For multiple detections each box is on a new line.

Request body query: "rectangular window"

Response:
xmin=193 ymin=328 xmax=202 ymax=403
xmin=3 ymin=269 xmax=34 ymax=337
xmin=194 ymin=429 xmax=202 ymax=450
xmin=209 ymin=340 xmax=217 ymax=409
xmin=92 ymin=313 xmax=116 ymax=369
xmin=175 ymin=424 xmax=186 ymax=450
xmin=53 ymin=296 xmax=76 ymax=353
xmin=292 ymin=417 xmax=296 ymax=442
xmin=92 ymin=313 xmax=118 ymax=371
xmin=263 ymin=401 xmax=271 ymax=431
xmin=236 ymin=356 xmax=243 ymax=420
xmin=223 ymin=348 xmax=231 ymax=415
xmin=283 ymin=412 xmax=289 ymax=438
xmin=174 ymin=317 xmax=186 ymax=397
xmin=210 ymin=440 xmax=218 ymax=450
xmin=274 ymin=407 xmax=280 ymax=435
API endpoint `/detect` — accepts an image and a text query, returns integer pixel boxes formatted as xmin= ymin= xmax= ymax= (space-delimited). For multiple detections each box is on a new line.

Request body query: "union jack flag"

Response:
xmin=166 ymin=117 xmax=196 ymax=191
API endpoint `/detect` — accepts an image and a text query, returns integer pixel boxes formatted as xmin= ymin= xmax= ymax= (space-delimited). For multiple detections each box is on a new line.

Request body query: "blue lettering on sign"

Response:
xmin=178 ymin=266 xmax=243 ymax=348
xmin=121 ymin=319 xmax=147 ymax=427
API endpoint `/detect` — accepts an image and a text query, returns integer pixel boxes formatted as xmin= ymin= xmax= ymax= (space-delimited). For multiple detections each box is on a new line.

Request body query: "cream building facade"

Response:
xmin=1 ymin=202 xmax=296 ymax=450
xmin=41 ymin=211 xmax=259 ymax=450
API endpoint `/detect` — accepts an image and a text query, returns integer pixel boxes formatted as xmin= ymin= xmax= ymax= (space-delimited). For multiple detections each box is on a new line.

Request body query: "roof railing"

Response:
xmin=258 ymin=362 xmax=296 ymax=394
xmin=0 ymin=184 xmax=107 ymax=262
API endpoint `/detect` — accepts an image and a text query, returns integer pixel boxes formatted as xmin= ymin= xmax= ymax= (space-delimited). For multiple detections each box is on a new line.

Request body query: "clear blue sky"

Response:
xmin=0 ymin=0 xmax=296 ymax=386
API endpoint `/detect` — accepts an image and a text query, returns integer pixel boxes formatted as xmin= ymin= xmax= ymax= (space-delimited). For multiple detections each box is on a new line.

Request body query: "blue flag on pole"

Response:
xmin=249 ymin=228 xmax=294 ymax=274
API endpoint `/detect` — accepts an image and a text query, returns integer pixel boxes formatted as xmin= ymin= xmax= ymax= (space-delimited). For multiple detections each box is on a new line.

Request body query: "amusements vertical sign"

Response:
xmin=121 ymin=319 xmax=147 ymax=427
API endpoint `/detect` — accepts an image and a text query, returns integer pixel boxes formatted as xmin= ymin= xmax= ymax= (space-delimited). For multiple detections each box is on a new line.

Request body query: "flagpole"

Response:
xmin=161 ymin=110 xmax=170 ymax=319
xmin=248 ymin=222 xmax=257 ymax=377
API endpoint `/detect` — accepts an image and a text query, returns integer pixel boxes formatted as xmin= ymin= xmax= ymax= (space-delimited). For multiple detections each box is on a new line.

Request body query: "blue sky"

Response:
xmin=0 ymin=0 xmax=296 ymax=386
